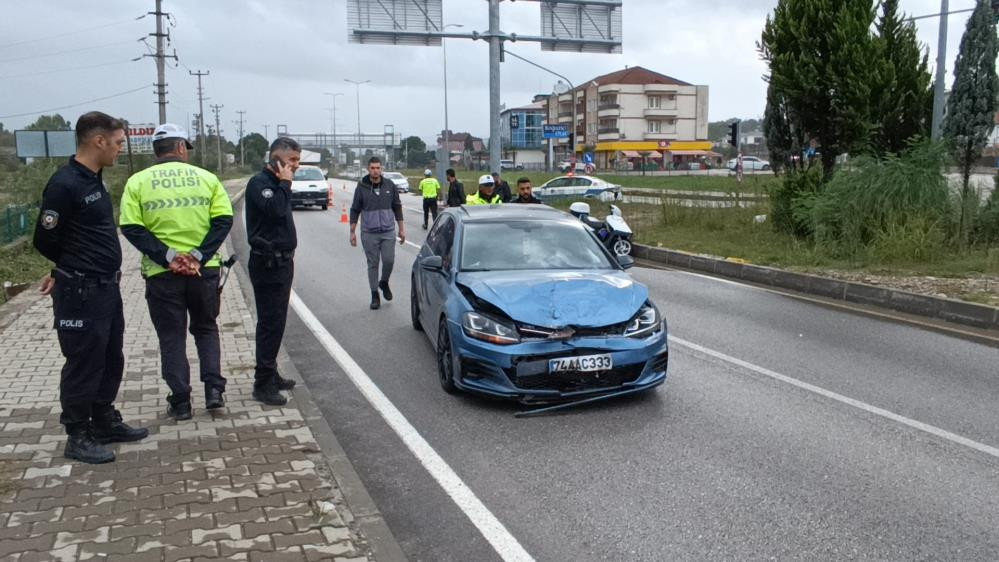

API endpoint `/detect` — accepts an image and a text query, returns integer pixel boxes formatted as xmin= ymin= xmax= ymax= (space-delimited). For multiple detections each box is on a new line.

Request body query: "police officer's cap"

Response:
xmin=424 ymin=169 xmax=432 ymax=176
xmin=478 ymin=174 xmax=495 ymax=187
xmin=153 ymin=123 xmax=194 ymax=149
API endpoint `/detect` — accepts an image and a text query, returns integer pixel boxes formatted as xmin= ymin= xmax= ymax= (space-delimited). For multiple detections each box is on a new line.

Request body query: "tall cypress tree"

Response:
xmin=872 ymin=0 xmax=933 ymax=154
xmin=943 ymin=0 xmax=999 ymax=236
xmin=759 ymin=0 xmax=882 ymax=178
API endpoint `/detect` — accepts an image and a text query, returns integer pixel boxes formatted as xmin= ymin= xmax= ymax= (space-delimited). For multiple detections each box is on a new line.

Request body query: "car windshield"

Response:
xmin=294 ymin=168 xmax=324 ymax=181
xmin=460 ymin=221 xmax=614 ymax=272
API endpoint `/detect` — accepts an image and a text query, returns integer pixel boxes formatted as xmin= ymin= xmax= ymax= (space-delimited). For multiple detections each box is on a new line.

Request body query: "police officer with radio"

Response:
xmin=120 ymin=123 xmax=233 ymax=420
xmin=466 ymin=174 xmax=503 ymax=206
xmin=419 ymin=168 xmax=441 ymax=229
xmin=33 ymin=111 xmax=148 ymax=464
xmin=244 ymin=137 xmax=302 ymax=406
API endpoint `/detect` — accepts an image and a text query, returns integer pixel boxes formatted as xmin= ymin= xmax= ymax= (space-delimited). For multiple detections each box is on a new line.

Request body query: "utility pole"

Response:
xmin=210 ymin=104 xmax=223 ymax=173
xmin=263 ymin=124 xmax=270 ymax=142
xmin=189 ymin=69 xmax=209 ymax=165
xmin=487 ymin=0 xmax=501 ymax=173
xmin=146 ymin=0 xmax=176 ymax=123
xmin=345 ymin=79 xmax=371 ymax=152
xmin=931 ymin=0 xmax=949 ymax=140
xmin=235 ymin=110 xmax=246 ymax=167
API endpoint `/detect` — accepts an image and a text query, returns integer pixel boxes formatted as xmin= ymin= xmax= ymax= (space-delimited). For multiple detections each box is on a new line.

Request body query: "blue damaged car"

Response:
xmin=410 ymin=204 xmax=668 ymax=405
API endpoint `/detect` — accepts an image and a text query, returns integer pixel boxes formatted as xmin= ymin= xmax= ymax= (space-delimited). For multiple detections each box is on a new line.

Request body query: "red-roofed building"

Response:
xmin=544 ymin=65 xmax=711 ymax=170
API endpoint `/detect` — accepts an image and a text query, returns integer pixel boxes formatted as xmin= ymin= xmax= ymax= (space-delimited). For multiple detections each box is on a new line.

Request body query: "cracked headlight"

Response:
xmin=462 ymin=312 xmax=520 ymax=345
xmin=624 ymin=303 xmax=661 ymax=339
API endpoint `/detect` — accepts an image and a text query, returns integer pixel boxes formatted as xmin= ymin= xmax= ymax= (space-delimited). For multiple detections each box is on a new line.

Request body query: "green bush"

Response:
xmin=973 ymin=174 xmax=999 ymax=245
xmin=769 ymin=165 xmax=822 ymax=237
xmin=792 ymin=142 xmax=950 ymax=259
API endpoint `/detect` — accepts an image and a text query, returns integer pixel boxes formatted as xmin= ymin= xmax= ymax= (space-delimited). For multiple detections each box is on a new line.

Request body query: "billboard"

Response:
xmin=126 ymin=124 xmax=157 ymax=155
xmin=15 ymin=130 xmax=77 ymax=158
xmin=348 ymin=0 xmax=444 ymax=46
xmin=543 ymin=124 xmax=569 ymax=139
xmin=540 ymin=1 xmax=623 ymax=53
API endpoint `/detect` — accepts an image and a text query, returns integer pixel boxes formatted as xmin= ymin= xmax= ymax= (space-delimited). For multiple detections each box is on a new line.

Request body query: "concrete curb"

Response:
xmin=228 ymin=188 xmax=407 ymax=562
xmin=632 ymin=243 xmax=999 ymax=332
xmin=0 ymin=281 xmax=46 ymax=335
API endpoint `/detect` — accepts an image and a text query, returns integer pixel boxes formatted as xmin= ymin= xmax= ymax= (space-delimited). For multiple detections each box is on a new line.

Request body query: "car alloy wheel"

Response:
xmin=612 ymin=239 xmax=632 ymax=257
xmin=410 ymin=277 xmax=423 ymax=332
xmin=436 ymin=318 xmax=458 ymax=394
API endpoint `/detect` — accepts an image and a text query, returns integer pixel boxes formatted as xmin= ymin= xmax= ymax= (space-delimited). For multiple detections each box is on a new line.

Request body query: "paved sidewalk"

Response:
xmin=0 ymin=242 xmax=374 ymax=561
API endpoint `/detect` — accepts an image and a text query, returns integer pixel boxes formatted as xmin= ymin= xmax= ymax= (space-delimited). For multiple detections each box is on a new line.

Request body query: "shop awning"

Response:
xmin=621 ymin=150 xmax=663 ymax=158
xmin=668 ymin=150 xmax=713 ymax=156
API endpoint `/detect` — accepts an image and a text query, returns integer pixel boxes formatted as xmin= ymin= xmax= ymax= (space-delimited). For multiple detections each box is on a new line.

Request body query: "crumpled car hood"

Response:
xmin=457 ymin=270 xmax=647 ymax=328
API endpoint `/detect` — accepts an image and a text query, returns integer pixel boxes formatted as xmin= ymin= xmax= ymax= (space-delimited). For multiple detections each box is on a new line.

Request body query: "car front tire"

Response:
xmin=436 ymin=318 xmax=458 ymax=394
xmin=410 ymin=277 xmax=423 ymax=332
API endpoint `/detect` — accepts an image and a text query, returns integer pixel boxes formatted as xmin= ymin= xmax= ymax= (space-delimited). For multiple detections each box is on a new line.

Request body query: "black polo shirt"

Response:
xmin=33 ymin=156 xmax=122 ymax=275
xmin=245 ymin=167 xmax=297 ymax=252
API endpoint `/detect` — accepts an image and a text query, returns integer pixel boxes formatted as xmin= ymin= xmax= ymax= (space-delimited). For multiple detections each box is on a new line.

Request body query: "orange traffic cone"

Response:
xmin=340 ymin=203 xmax=349 ymax=224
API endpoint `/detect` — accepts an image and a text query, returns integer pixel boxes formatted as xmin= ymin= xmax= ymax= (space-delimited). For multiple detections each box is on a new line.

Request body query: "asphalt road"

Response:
xmin=231 ymin=177 xmax=999 ymax=561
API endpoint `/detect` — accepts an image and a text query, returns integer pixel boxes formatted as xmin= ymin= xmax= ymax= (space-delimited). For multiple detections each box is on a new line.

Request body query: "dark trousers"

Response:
xmin=422 ymin=198 xmax=439 ymax=226
xmin=248 ymin=254 xmax=294 ymax=391
xmin=145 ymin=268 xmax=225 ymax=402
xmin=52 ymin=276 xmax=125 ymax=433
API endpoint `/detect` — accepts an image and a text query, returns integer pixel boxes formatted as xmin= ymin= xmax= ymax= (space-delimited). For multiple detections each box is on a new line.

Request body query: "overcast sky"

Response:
xmin=0 ymin=0 xmax=981 ymax=144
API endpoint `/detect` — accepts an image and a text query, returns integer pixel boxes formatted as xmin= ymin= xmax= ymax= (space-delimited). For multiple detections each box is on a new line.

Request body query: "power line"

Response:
xmin=0 ymin=85 xmax=151 ymax=119
xmin=0 ymin=59 xmax=138 ymax=80
xmin=0 ymin=38 xmax=142 ymax=64
xmin=0 ymin=15 xmax=146 ymax=50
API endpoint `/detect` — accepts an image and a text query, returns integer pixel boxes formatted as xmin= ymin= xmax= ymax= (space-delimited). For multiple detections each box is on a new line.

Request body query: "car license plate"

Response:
xmin=549 ymin=354 xmax=612 ymax=373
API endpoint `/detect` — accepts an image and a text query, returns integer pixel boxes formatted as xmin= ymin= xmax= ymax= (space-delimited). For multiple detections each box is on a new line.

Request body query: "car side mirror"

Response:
xmin=421 ymin=255 xmax=444 ymax=272
xmin=616 ymin=254 xmax=635 ymax=269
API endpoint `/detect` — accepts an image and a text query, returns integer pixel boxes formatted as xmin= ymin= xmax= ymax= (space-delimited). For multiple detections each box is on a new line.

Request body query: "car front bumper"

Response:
xmin=291 ymin=192 xmax=328 ymax=206
xmin=448 ymin=320 xmax=669 ymax=401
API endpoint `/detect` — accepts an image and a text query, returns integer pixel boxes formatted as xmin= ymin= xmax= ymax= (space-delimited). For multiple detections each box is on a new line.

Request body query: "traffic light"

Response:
xmin=728 ymin=121 xmax=740 ymax=147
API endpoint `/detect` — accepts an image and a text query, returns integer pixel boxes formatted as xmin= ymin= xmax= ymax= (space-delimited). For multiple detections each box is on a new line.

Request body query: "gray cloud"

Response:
xmin=0 ymin=0 xmax=977 ymax=145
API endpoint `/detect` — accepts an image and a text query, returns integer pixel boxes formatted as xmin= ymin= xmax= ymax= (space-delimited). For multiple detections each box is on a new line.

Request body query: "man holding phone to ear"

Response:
xmin=245 ymin=137 xmax=301 ymax=406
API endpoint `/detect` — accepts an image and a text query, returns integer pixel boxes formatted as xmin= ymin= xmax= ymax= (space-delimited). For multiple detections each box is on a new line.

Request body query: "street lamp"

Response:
xmin=344 ymin=78 xmax=371 ymax=150
xmin=442 ymin=23 xmax=464 ymax=174
xmin=324 ymin=92 xmax=344 ymax=165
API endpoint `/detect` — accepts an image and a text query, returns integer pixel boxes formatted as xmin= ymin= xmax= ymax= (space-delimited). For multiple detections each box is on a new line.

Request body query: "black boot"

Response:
xmin=276 ymin=375 xmax=297 ymax=391
xmin=370 ymin=291 xmax=381 ymax=310
xmin=91 ymin=409 xmax=148 ymax=444
xmin=379 ymin=280 xmax=393 ymax=301
xmin=205 ymin=386 xmax=225 ymax=410
xmin=166 ymin=394 xmax=193 ymax=421
xmin=252 ymin=386 xmax=288 ymax=406
xmin=64 ymin=424 xmax=114 ymax=464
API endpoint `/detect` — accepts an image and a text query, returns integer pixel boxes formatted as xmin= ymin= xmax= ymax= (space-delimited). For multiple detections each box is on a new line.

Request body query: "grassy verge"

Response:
xmin=397 ymin=169 xmax=776 ymax=193
xmin=0 ymin=239 xmax=50 ymax=304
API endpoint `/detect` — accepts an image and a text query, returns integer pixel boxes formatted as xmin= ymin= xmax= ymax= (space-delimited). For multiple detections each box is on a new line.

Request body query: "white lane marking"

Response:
xmin=290 ymin=292 xmax=535 ymax=562
xmin=669 ymin=335 xmax=999 ymax=460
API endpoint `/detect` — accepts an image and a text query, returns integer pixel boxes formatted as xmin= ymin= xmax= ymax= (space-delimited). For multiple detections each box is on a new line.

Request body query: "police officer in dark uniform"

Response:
xmin=244 ymin=137 xmax=302 ymax=406
xmin=32 ymin=111 xmax=148 ymax=464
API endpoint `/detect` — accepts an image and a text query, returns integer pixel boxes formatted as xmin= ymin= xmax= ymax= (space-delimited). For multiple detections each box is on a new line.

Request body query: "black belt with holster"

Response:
xmin=250 ymin=248 xmax=294 ymax=269
xmin=53 ymin=268 xmax=122 ymax=286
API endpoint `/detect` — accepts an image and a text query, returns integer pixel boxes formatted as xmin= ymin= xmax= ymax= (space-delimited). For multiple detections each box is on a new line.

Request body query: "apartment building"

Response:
xmin=500 ymin=96 xmax=549 ymax=168
xmin=545 ymin=66 xmax=712 ymax=170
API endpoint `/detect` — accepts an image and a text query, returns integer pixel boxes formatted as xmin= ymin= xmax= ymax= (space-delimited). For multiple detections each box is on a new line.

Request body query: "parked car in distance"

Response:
xmin=500 ymin=159 xmax=524 ymax=171
xmin=727 ymin=156 xmax=771 ymax=171
xmin=383 ymin=172 xmax=410 ymax=193
xmin=290 ymin=165 xmax=329 ymax=210
xmin=410 ymin=204 xmax=668 ymax=402
xmin=558 ymin=161 xmax=589 ymax=174
xmin=535 ymin=175 xmax=621 ymax=202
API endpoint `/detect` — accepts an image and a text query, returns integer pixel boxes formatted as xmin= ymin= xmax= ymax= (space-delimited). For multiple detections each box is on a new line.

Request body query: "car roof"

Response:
xmin=451 ymin=204 xmax=572 ymax=223
xmin=297 ymin=165 xmax=322 ymax=170
xmin=545 ymin=175 xmax=602 ymax=182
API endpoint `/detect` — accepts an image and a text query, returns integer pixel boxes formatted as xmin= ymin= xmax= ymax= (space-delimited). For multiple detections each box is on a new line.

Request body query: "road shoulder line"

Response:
xmin=289 ymin=290 xmax=535 ymax=562
xmin=670 ymin=335 xmax=999 ymax=460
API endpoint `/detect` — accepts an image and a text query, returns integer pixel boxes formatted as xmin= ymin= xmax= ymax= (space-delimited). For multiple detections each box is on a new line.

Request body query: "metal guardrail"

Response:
xmin=2 ymin=204 xmax=37 ymax=245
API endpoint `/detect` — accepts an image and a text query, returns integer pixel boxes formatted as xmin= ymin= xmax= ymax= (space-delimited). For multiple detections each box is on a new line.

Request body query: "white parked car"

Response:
xmin=558 ymin=161 xmax=591 ymax=174
xmin=499 ymin=159 xmax=524 ymax=171
xmin=727 ymin=156 xmax=771 ymax=171
xmin=535 ymin=175 xmax=621 ymax=202
xmin=383 ymin=172 xmax=410 ymax=193
xmin=290 ymin=165 xmax=329 ymax=210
